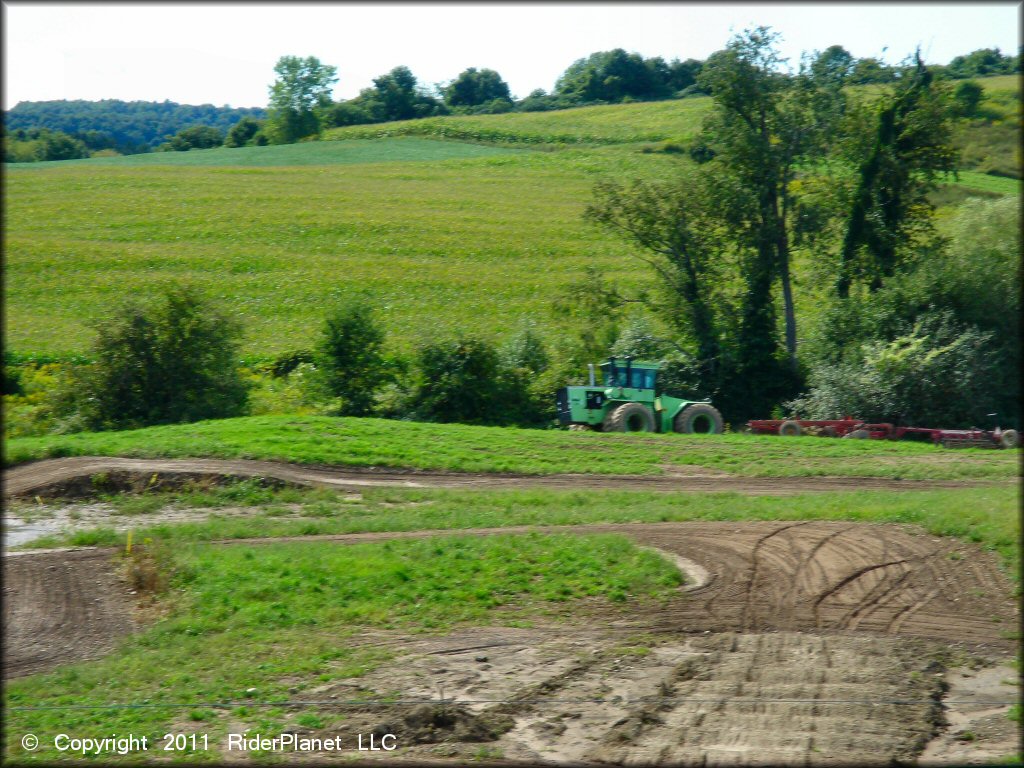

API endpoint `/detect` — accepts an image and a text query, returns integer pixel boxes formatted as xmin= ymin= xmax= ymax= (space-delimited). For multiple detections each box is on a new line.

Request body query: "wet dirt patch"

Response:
xmin=919 ymin=660 xmax=1021 ymax=765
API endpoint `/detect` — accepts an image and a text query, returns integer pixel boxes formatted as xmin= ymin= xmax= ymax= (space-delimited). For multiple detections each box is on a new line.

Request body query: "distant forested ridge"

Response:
xmin=4 ymin=99 xmax=266 ymax=154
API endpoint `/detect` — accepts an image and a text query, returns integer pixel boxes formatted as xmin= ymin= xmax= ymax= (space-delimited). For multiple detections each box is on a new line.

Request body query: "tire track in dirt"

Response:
xmin=2 ymin=549 xmax=135 ymax=678
xmin=4 ymin=520 xmax=1017 ymax=680
xmin=3 ymin=456 xmax=1008 ymax=499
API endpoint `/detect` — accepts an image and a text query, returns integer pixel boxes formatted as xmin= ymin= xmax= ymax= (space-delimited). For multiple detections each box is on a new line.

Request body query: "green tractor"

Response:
xmin=555 ymin=357 xmax=723 ymax=434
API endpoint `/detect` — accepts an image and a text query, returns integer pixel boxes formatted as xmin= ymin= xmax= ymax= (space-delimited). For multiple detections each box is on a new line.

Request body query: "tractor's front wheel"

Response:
xmin=673 ymin=404 xmax=724 ymax=435
xmin=604 ymin=402 xmax=656 ymax=433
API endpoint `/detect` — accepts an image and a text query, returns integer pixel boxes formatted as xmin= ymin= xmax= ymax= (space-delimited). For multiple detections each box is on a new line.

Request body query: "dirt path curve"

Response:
xmin=4 ymin=520 xmax=1016 ymax=679
xmin=2 ymin=456 xmax=1005 ymax=499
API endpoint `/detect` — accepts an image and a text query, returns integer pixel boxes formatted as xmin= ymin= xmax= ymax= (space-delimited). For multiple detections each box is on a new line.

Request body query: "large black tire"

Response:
xmin=778 ymin=420 xmax=802 ymax=437
xmin=673 ymin=403 xmax=724 ymax=434
xmin=1000 ymin=429 xmax=1019 ymax=449
xmin=604 ymin=402 xmax=656 ymax=433
xmin=845 ymin=429 xmax=870 ymax=440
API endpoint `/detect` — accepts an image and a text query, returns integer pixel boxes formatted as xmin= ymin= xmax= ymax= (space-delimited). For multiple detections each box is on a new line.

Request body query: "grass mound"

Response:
xmin=5 ymin=414 xmax=1018 ymax=480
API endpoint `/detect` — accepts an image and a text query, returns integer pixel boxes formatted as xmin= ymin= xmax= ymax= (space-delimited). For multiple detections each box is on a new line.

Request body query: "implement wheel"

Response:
xmin=845 ymin=429 xmax=870 ymax=440
xmin=1000 ymin=429 xmax=1019 ymax=449
xmin=778 ymin=420 xmax=802 ymax=437
xmin=604 ymin=402 xmax=656 ymax=433
xmin=819 ymin=426 xmax=838 ymax=438
xmin=673 ymin=404 xmax=724 ymax=434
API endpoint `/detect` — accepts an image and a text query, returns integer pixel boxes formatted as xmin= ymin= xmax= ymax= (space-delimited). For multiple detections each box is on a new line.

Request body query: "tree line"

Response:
xmin=3 ymin=100 xmax=266 ymax=161
xmin=4 ymin=45 xmax=1019 ymax=160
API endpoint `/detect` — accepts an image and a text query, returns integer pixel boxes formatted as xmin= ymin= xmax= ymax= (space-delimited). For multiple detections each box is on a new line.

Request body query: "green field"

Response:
xmin=4 ymin=141 xmax=678 ymax=357
xmin=17 ymin=481 xmax=1019 ymax=578
xmin=6 ymin=414 xmax=1019 ymax=480
xmin=324 ymin=97 xmax=710 ymax=146
xmin=4 ymin=136 xmax=522 ymax=169
xmin=4 ymin=75 xmax=1019 ymax=359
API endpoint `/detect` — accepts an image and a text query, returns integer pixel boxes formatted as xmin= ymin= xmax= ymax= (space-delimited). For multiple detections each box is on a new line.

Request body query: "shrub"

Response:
xmin=789 ymin=312 xmax=997 ymax=427
xmin=408 ymin=337 xmax=503 ymax=424
xmin=314 ymin=298 xmax=388 ymax=416
xmin=952 ymin=80 xmax=984 ymax=117
xmin=74 ymin=286 xmax=249 ymax=430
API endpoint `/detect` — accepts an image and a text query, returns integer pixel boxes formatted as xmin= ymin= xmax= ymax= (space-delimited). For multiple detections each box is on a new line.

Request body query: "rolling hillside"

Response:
xmin=3 ymin=77 xmax=1019 ymax=359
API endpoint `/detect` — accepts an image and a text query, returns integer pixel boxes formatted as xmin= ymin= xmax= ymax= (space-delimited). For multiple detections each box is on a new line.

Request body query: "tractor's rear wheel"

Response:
xmin=673 ymin=404 xmax=724 ymax=435
xmin=1000 ymin=429 xmax=1019 ymax=449
xmin=778 ymin=420 xmax=802 ymax=437
xmin=604 ymin=402 xmax=656 ymax=433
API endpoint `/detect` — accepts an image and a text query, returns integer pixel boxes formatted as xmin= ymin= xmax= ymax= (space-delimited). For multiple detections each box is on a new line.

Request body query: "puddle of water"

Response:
xmin=3 ymin=517 xmax=64 ymax=547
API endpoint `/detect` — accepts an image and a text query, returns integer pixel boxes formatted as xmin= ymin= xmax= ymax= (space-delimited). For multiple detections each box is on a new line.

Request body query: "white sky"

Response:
xmin=3 ymin=2 xmax=1020 ymax=109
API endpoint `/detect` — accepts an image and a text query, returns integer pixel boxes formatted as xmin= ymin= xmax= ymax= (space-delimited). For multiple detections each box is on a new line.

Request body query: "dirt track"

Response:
xmin=2 ymin=456 xmax=1006 ymax=499
xmin=4 ymin=520 xmax=1016 ymax=681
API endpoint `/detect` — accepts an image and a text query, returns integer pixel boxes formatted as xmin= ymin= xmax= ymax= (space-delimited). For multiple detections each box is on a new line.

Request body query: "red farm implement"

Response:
xmin=745 ymin=417 xmax=1019 ymax=449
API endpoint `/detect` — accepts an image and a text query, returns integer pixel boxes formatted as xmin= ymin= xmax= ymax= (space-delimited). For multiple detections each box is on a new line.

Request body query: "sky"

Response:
xmin=2 ymin=2 xmax=1020 ymax=109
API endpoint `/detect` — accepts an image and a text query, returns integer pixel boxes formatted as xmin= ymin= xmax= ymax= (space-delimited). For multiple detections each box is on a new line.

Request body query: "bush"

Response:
xmin=224 ymin=117 xmax=264 ymax=148
xmin=165 ymin=125 xmax=224 ymax=151
xmin=790 ymin=312 xmax=997 ymax=427
xmin=952 ymin=80 xmax=984 ymax=117
xmin=73 ymin=286 xmax=249 ymax=430
xmin=407 ymin=337 xmax=503 ymax=424
xmin=314 ymin=298 xmax=388 ymax=416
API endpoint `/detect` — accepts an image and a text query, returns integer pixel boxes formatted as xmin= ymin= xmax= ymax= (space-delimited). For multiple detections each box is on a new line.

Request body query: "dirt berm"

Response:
xmin=2 ymin=456 xmax=1008 ymax=499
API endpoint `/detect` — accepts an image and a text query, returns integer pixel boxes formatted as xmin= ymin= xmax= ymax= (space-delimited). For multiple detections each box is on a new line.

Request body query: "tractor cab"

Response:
xmin=600 ymin=358 xmax=658 ymax=391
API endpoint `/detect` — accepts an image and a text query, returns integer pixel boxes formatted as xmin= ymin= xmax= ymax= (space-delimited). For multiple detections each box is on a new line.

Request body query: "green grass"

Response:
xmin=3 ymin=533 xmax=679 ymax=763
xmin=5 ymin=414 xmax=1019 ymax=479
xmin=4 ymin=137 xmax=523 ymax=169
xmin=3 ymin=141 xmax=676 ymax=357
xmin=20 ymin=483 xmax=1019 ymax=578
xmin=947 ymin=169 xmax=1021 ymax=195
xmin=324 ymin=98 xmax=712 ymax=146
xmin=6 ymin=77 xmax=1018 ymax=360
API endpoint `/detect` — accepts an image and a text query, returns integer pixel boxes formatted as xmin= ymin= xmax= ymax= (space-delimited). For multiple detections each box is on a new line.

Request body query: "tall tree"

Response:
xmin=584 ymin=173 xmax=730 ymax=377
xmin=443 ymin=68 xmax=511 ymax=108
xmin=266 ymin=55 xmax=338 ymax=143
xmin=697 ymin=27 xmax=840 ymax=370
xmin=835 ymin=54 xmax=957 ymax=298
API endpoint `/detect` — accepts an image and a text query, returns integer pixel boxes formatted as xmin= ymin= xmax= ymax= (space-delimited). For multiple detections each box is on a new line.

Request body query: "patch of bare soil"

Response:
xmin=272 ymin=627 xmax=965 ymax=766
xmin=919 ymin=660 xmax=1021 ymax=765
xmin=2 ymin=500 xmax=352 ymax=547
xmin=2 ymin=548 xmax=136 ymax=678
xmin=3 ymin=456 xmax=1007 ymax=500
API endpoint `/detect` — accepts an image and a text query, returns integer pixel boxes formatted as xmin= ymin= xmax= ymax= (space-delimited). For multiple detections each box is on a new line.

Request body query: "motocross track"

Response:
xmin=1 ymin=456 xmax=1008 ymax=499
xmin=3 ymin=460 xmax=1019 ymax=764
xmin=4 ymin=520 xmax=1016 ymax=678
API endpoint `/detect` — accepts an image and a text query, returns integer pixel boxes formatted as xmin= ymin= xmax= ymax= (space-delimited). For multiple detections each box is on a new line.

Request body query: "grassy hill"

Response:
xmin=3 ymin=77 xmax=1019 ymax=359
xmin=6 ymin=414 xmax=1018 ymax=480
xmin=323 ymin=97 xmax=710 ymax=146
